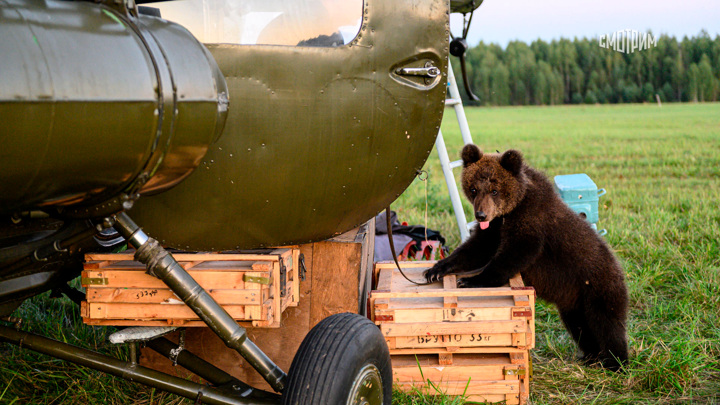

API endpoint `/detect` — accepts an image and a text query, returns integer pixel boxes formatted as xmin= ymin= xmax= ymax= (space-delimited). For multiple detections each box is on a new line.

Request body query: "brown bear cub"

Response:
xmin=424 ymin=145 xmax=629 ymax=371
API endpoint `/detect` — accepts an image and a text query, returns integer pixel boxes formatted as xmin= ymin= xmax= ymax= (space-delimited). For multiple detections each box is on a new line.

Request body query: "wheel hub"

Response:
xmin=347 ymin=363 xmax=383 ymax=405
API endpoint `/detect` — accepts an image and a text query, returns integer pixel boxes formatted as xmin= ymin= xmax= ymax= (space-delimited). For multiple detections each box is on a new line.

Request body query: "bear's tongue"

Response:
xmin=479 ymin=221 xmax=490 ymax=230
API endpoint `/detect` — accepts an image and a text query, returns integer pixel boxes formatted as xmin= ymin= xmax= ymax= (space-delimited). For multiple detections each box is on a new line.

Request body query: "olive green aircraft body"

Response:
xmin=0 ymin=0 xmax=483 ymax=402
xmin=2 ymin=0 xmax=450 ymax=251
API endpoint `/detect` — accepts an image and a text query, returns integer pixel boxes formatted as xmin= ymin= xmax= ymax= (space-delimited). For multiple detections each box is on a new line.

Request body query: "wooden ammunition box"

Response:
xmin=81 ymin=248 xmax=299 ymax=328
xmin=392 ymin=350 xmax=530 ymax=405
xmin=370 ymin=261 xmax=534 ymax=404
xmin=370 ymin=262 xmax=535 ymax=351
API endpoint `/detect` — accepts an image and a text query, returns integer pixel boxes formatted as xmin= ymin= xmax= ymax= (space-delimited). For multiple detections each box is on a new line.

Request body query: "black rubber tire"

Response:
xmin=282 ymin=312 xmax=392 ymax=405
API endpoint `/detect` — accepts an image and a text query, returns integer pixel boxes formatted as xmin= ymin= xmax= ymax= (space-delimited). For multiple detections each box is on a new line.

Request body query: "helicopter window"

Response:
xmin=144 ymin=0 xmax=363 ymax=47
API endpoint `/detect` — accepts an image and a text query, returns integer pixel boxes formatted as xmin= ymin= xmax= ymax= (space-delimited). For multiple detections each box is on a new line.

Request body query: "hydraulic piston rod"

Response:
xmin=111 ymin=212 xmax=287 ymax=392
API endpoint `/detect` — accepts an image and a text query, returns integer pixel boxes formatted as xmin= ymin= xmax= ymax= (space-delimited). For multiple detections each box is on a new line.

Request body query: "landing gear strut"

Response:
xmin=110 ymin=212 xmax=287 ymax=392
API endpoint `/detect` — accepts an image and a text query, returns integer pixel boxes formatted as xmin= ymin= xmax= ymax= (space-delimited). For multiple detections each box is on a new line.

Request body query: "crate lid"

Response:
xmin=554 ymin=173 xmax=597 ymax=192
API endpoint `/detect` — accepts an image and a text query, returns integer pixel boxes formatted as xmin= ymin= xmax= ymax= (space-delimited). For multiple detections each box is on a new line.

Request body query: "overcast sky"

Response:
xmin=452 ymin=0 xmax=720 ymax=47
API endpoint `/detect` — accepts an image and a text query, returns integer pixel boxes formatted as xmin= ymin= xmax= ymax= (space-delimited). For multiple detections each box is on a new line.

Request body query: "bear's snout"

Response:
xmin=475 ymin=211 xmax=487 ymax=221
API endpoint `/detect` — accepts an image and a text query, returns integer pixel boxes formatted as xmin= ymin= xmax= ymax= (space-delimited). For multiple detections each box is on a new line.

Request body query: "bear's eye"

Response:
xmin=470 ymin=187 xmax=477 ymax=196
xmin=492 ymin=190 xmax=498 ymax=196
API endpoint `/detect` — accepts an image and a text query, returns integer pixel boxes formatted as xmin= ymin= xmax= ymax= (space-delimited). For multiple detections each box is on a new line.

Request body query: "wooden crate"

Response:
xmin=392 ymin=350 xmax=530 ymax=405
xmin=81 ymin=248 xmax=299 ymax=327
xmin=370 ymin=261 xmax=535 ymax=351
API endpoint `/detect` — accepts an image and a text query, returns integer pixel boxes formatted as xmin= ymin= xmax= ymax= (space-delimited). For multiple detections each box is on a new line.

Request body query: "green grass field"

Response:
xmin=2 ymin=103 xmax=719 ymax=404
xmin=394 ymin=102 xmax=720 ymax=404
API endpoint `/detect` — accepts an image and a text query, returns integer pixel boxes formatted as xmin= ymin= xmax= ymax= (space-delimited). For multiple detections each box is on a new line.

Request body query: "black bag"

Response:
xmin=374 ymin=210 xmax=446 ymax=262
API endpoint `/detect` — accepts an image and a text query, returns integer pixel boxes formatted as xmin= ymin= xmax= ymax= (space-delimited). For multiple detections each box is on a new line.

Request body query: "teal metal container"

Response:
xmin=554 ymin=174 xmax=606 ymax=224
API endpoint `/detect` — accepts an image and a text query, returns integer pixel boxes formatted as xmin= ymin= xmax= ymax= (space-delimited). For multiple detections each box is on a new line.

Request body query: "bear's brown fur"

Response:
xmin=424 ymin=145 xmax=629 ymax=371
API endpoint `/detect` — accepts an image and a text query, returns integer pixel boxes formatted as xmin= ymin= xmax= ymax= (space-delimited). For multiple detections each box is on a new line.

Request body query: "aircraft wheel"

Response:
xmin=282 ymin=312 xmax=392 ymax=405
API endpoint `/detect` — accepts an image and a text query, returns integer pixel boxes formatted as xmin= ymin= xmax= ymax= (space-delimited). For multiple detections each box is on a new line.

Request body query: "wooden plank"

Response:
xmin=83 ymin=318 xmax=190 ymax=326
xmin=510 ymin=352 xmax=527 ymax=365
xmin=528 ymin=293 xmax=536 ymax=349
xmin=389 ymin=267 xmax=430 ymax=290
xmin=373 ymin=260 xmax=433 ymax=284
xmin=511 ymin=303 xmax=534 ymax=349
xmin=85 ymin=287 xmax=263 ymax=305
xmin=84 ymin=251 xmax=290 ymax=262
xmin=394 ymin=380 xmax=519 ymax=395
xmin=511 ymin=333 xmax=527 ymax=347
xmin=518 ymin=360 xmax=530 ymax=405
xmin=309 ymin=237 xmax=362 ymax=326
xmin=84 ymin=302 xmax=247 ymax=320
xmin=327 ymin=227 xmax=360 ymax=243
xmin=385 ymin=295 xmax=516 ymax=310
xmin=388 ymin=346 xmax=528 ymax=355
xmin=244 ymin=272 xmax=269 ymax=321
xmin=358 ymin=220 xmax=374 ymax=316
xmin=389 ymin=334 xmax=514 ymax=349
xmin=381 ymin=320 xmax=527 ymax=337
xmin=371 ymin=287 xmax=533 ymax=299
xmin=443 ymin=275 xmax=458 ymax=308
xmin=253 ymin=298 xmax=275 ymax=326
xmin=180 ymin=261 xmax=203 ymax=270
xmin=394 ymin=366 xmax=505 ymax=382
xmin=378 ymin=307 xmax=513 ymax=323
xmin=88 ymin=260 xmax=267 ymax=272
xmin=370 ymin=298 xmax=392 ymax=326
xmin=81 ymin=270 xmax=265 ymax=289
xmin=392 ymin=352 xmax=520 ymax=380
xmin=280 ymin=285 xmax=294 ymax=313
xmin=374 ymin=261 xmax=435 ymax=269
xmin=272 ymin=261 xmax=281 ymax=326
xmin=374 ymin=266 xmax=534 ymax=294
xmin=508 ymin=274 xmax=524 ymax=288
xmin=438 ymin=352 xmax=453 ymax=365
xmin=373 ymin=298 xmax=390 ymax=310
xmin=82 ymin=318 xmax=274 ymax=328
xmin=84 ymin=260 xmax=110 ymax=269
xmin=470 ymin=394 xmax=519 ymax=405
xmin=375 ymin=264 xmax=393 ymax=291
xmin=509 ymin=274 xmax=532 ymax=310
xmin=80 ymin=300 xmax=89 ymax=317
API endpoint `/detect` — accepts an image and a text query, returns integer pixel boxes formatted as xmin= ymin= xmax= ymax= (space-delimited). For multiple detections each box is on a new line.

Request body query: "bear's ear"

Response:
xmin=461 ymin=144 xmax=483 ymax=167
xmin=500 ymin=149 xmax=523 ymax=175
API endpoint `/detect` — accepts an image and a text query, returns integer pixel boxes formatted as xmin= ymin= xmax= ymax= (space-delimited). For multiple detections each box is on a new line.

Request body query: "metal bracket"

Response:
xmin=129 ymin=342 xmax=138 ymax=365
xmin=57 ymin=192 xmax=140 ymax=219
xmin=299 ymin=253 xmax=307 ymax=281
xmin=512 ymin=310 xmax=533 ymax=318
xmin=169 ymin=329 xmax=186 ymax=367
xmin=81 ymin=277 xmax=108 ymax=286
xmin=278 ymin=258 xmax=287 ymax=298
xmin=98 ymin=0 xmax=138 ymax=18
xmin=1 ymin=316 xmax=23 ymax=330
xmin=504 ymin=367 xmax=527 ymax=377
xmin=243 ymin=275 xmax=271 ymax=285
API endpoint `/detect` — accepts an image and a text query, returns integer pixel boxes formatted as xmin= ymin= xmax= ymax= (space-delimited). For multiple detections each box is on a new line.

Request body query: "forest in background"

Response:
xmin=454 ymin=31 xmax=720 ymax=106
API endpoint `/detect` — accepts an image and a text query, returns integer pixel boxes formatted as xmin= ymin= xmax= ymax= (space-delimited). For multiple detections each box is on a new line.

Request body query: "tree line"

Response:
xmin=454 ymin=31 xmax=720 ymax=106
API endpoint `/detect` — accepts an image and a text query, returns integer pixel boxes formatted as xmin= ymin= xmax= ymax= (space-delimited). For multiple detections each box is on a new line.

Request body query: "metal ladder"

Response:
xmin=435 ymin=59 xmax=475 ymax=242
